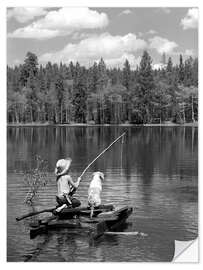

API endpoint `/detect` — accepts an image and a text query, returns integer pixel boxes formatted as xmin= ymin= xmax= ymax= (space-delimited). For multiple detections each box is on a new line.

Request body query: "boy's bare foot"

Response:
xmin=55 ymin=204 xmax=67 ymax=213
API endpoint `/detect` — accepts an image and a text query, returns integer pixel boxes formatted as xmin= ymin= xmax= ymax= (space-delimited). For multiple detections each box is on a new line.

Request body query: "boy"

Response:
xmin=55 ymin=157 xmax=81 ymax=212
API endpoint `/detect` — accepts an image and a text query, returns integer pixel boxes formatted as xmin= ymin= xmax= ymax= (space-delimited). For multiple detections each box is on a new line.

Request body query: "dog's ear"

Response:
xmin=99 ymin=172 xmax=104 ymax=181
xmin=92 ymin=172 xmax=104 ymax=180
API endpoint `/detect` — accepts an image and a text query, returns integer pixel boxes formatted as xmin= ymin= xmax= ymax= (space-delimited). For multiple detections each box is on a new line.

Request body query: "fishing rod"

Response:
xmin=78 ymin=131 xmax=126 ymax=183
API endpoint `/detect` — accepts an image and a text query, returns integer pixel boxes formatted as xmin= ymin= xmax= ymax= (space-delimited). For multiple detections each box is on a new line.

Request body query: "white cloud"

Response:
xmin=137 ymin=32 xmax=143 ymax=37
xmin=7 ymin=7 xmax=48 ymax=23
xmin=71 ymin=32 xmax=95 ymax=40
xmin=8 ymin=25 xmax=61 ymax=39
xmin=39 ymin=33 xmax=146 ymax=69
xmin=161 ymin=8 xmax=171 ymax=14
xmin=155 ymin=8 xmax=171 ymax=14
xmin=10 ymin=59 xmax=22 ymax=67
xmin=105 ymin=54 xmax=141 ymax=69
xmin=119 ymin=9 xmax=132 ymax=16
xmin=171 ymin=49 xmax=196 ymax=58
xmin=138 ymin=30 xmax=157 ymax=38
xmin=184 ymin=49 xmax=195 ymax=56
xmin=8 ymin=7 xmax=109 ymax=39
xmin=152 ymin=63 xmax=167 ymax=70
xmin=147 ymin=30 xmax=157 ymax=35
xmin=181 ymin=8 xmax=198 ymax=30
xmin=149 ymin=36 xmax=178 ymax=54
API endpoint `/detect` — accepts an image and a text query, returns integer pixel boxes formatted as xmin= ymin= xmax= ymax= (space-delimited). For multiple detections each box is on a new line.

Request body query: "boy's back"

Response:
xmin=57 ymin=175 xmax=72 ymax=196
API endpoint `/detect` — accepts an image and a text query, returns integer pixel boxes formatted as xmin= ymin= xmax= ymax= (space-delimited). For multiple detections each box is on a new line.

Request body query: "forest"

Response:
xmin=7 ymin=51 xmax=198 ymax=125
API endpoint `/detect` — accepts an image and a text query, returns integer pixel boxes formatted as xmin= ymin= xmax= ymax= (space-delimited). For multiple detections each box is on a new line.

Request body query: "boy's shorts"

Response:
xmin=56 ymin=195 xmax=81 ymax=208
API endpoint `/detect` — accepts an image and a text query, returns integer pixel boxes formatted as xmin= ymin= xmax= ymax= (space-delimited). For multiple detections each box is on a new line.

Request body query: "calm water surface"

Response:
xmin=7 ymin=126 xmax=198 ymax=262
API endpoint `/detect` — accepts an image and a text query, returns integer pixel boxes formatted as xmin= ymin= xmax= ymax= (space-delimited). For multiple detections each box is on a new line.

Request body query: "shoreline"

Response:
xmin=7 ymin=122 xmax=198 ymax=127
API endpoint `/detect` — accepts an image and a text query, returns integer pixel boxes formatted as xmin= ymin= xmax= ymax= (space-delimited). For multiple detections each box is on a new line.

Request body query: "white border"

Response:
xmin=2 ymin=0 xmax=202 ymax=8
xmin=1 ymin=0 xmax=202 ymax=269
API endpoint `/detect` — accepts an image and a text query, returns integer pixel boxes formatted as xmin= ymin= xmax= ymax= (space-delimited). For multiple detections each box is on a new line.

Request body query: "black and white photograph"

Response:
xmin=6 ymin=5 xmax=198 ymax=262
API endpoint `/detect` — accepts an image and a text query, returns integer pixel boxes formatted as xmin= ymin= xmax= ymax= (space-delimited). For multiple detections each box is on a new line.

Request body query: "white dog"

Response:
xmin=88 ymin=172 xmax=104 ymax=217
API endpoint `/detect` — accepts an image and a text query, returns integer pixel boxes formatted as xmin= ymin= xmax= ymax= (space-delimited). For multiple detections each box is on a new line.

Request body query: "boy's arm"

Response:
xmin=68 ymin=176 xmax=80 ymax=189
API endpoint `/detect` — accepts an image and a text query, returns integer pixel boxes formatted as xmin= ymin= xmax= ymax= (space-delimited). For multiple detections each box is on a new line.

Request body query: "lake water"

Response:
xmin=7 ymin=126 xmax=198 ymax=262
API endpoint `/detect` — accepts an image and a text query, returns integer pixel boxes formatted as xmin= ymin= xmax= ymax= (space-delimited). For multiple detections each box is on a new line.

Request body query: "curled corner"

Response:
xmin=173 ymin=238 xmax=198 ymax=262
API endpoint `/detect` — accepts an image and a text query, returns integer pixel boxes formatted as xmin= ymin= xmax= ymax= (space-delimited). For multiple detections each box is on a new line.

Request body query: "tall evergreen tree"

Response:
xmin=97 ymin=58 xmax=108 ymax=124
xmin=137 ymin=51 xmax=155 ymax=123
xmin=166 ymin=57 xmax=173 ymax=84
xmin=166 ymin=57 xmax=173 ymax=73
xmin=122 ymin=59 xmax=131 ymax=91
xmin=178 ymin=54 xmax=185 ymax=84
xmin=72 ymin=63 xmax=87 ymax=123
xmin=161 ymin=53 xmax=166 ymax=65
xmin=20 ymin=52 xmax=38 ymax=85
xmin=184 ymin=57 xmax=193 ymax=86
xmin=192 ymin=58 xmax=198 ymax=86
xmin=55 ymin=75 xmax=65 ymax=123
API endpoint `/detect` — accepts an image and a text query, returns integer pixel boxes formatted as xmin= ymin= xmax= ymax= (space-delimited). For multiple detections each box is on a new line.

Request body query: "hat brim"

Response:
xmin=55 ymin=158 xmax=72 ymax=176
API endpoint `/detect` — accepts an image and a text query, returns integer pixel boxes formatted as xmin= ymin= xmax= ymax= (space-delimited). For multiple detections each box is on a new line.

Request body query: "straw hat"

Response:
xmin=55 ymin=158 xmax=72 ymax=176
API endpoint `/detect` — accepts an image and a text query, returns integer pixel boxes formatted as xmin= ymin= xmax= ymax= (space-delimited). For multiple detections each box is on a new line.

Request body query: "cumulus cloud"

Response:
xmin=137 ymin=32 xmax=143 ymax=37
xmin=147 ymin=30 xmax=157 ymax=35
xmin=161 ymin=8 xmax=171 ymax=14
xmin=171 ymin=49 xmax=196 ymax=57
xmin=105 ymin=54 xmax=141 ymax=69
xmin=149 ymin=36 xmax=178 ymax=54
xmin=39 ymin=33 xmax=146 ymax=69
xmin=119 ymin=9 xmax=132 ymax=16
xmin=138 ymin=30 xmax=157 ymax=37
xmin=184 ymin=49 xmax=195 ymax=56
xmin=8 ymin=7 xmax=109 ymax=39
xmin=8 ymin=25 xmax=61 ymax=39
xmin=181 ymin=8 xmax=198 ymax=29
xmin=71 ymin=32 xmax=95 ymax=40
xmin=152 ymin=63 xmax=167 ymax=70
xmin=155 ymin=8 xmax=171 ymax=14
xmin=7 ymin=7 xmax=48 ymax=23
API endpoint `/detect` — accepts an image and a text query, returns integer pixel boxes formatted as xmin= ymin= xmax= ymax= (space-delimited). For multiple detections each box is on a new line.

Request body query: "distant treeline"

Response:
xmin=7 ymin=51 xmax=198 ymax=124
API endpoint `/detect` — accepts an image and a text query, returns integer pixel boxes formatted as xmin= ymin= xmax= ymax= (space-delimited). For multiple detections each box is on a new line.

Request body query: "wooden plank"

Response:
xmin=30 ymin=225 xmax=48 ymax=239
xmin=29 ymin=206 xmax=133 ymax=239
xmin=16 ymin=207 xmax=56 ymax=221
xmin=107 ymin=207 xmax=133 ymax=230
xmin=88 ymin=207 xmax=133 ymax=239
xmin=79 ymin=215 xmax=118 ymax=223
xmin=17 ymin=204 xmax=114 ymax=221
xmin=59 ymin=204 xmax=114 ymax=215
xmin=30 ymin=219 xmax=81 ymax=239
xmin=89 ymin=221 xmax=108 ymax=239
xmin=47 ymin=219 xmax=81 ymax=228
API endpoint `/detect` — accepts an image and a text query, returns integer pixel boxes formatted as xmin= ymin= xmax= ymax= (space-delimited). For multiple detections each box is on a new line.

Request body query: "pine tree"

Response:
xmin=20 ymin=52 xmax=38 ymax=85
xmin=166 ymin=57 xmax=173 ymax=84
xmin=166 ymin=57 xmax=173 ymax=73
xmin=122 ymin=59 xmax=131 ymax=91
xmin=72 ymin=63 xmax=87 ymax=123
xmin=55 ymin=75 xmax=65 ymax=124
xmin=97 ymin=58 xmax=108 ymax=124
xmin=122 ymin=59 xmax=132 ymax=122
xmin=192 ymin=58 xmax=198 ymax=86
xmin=137 ymin=51 xmax=155 ymax=123
xmin=178 ymin=54 xmax=184 ymax=84
xmin=161 ymin=53 xmax=166 ymax=65
xmin=184 ymin=57 xmax=193 ymax=87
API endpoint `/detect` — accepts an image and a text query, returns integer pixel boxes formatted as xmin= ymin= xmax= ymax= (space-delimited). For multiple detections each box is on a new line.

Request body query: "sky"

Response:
xmin=7 ymin=7 xmax=198 ymax=69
